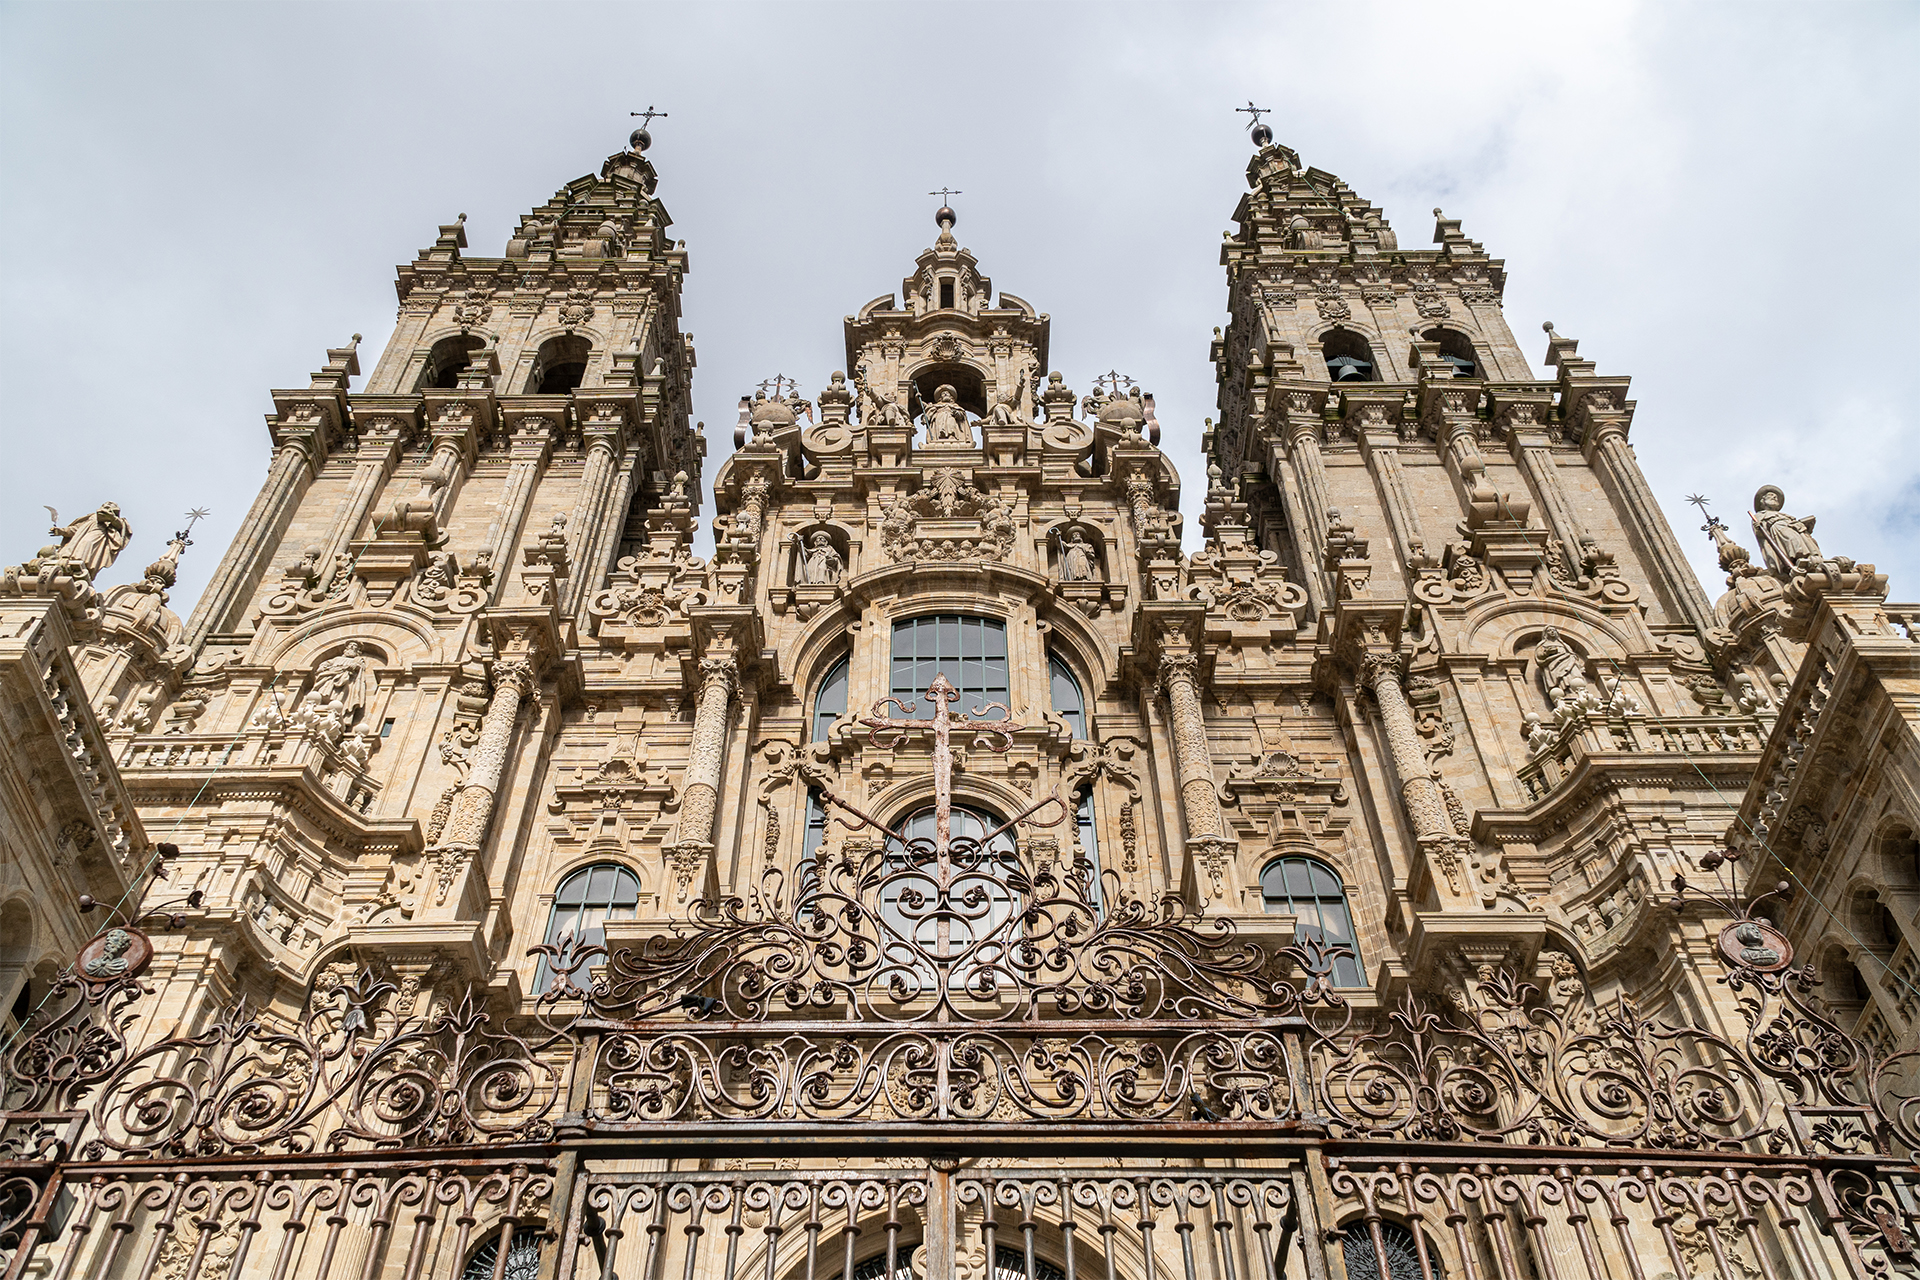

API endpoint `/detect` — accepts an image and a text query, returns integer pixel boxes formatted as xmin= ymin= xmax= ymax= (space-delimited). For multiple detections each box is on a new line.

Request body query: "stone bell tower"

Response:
xmin=92 ymin=128 xmax=701 ymax=1020
xmin=1205 ymin=120 xmax=1767 ymax=1016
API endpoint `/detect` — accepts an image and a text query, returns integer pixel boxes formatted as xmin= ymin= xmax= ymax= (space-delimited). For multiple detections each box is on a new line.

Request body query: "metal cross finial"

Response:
xmin=758 ymin=374 xmax=796 ymax=400
xmin=630 ymin=106 xmax=668 ymax=128
xmin=1686 ymin=493 xmax=1725 ymax=535
xmin=1236 ymin=101 xmax=1272 ymax=131
xmin=929 ymin=187 xmax=963 ymax=203
xmin=176 ymin=507 xmax=210 ymax=546
xmin=1094 ymin=370 xmax=1136 ymax=396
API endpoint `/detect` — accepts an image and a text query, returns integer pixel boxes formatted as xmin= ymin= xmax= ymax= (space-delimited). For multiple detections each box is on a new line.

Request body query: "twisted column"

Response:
xmin=677 ymin=655 xmax=738 ymax=846
xmin=1161 ymin=650 xmax=1226 ymax=841
xmin=1361 ymin=653 xmax=1451 ymax=841
xmin=438 ymin=658 xmax=536 ymax=856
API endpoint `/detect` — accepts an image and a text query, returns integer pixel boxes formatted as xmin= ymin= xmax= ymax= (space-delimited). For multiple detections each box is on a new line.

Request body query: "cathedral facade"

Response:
xmin=2 ymin=125 xmax=1917 ymax=1280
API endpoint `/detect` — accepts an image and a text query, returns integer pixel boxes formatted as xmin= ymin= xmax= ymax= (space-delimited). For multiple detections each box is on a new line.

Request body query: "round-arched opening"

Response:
xmin=463 ymin=1233 xmax=543 ymax=1280
xmin=851 ymin=1246 xmax=1065 ymax=1280
xmin=1337 ymin=1220 xmax=1445 ymax=1280
xmin=1260 ymin=856 xmax=1364 ymax=987
xmin=881 ymin=804 xmax=1018 ymax=988
xmin=535 ymin=862 xmax=640 ymax=992
xmin=1423 ymin=327 xmax=1480 ymax=378
xmin=908 ymin=363 xmax=986 ymax=419
xmin=420 ymin=334 xmax=484 ymax=390
xmin=1321 ymin=329 xmax=1377 ymax=382
xmin=528 ymin=334 xmax=593 ymax=394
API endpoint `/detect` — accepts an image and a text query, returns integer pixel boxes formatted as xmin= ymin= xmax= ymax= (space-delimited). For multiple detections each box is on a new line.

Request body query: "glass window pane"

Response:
xmin=1283 ymin=859 xmax=1313 ymax=899
xmin=814 ymin=655 xmax=848 ymax=742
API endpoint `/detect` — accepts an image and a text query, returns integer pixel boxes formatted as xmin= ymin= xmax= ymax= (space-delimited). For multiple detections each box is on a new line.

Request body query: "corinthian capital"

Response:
xmin=1360 ymin=650 xmax=1405 ymax=690
xmin=699 ymin=654 xmax=739 ymax=694
xmin=491 ymin=656 xmax=538 ymax=697
xmin=1160 ymin=649 xmax=1203 ymax=687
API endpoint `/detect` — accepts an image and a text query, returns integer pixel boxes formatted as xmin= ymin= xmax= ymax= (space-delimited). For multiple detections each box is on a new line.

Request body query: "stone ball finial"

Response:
xmin=351 ymin=333 xmax=362 ymax=345
xmin=1250 ymin=122 xmax=1273 ymax=147
xmin=1543 ymin=321 xmax=1557 ymax=335
xmin=935 ymin=205 xmax=957 ymax=231
xmin=630 ymin=127 xmax=652 ymax=152
xmin=1433 ymin=207 xmax=1444 ymax=218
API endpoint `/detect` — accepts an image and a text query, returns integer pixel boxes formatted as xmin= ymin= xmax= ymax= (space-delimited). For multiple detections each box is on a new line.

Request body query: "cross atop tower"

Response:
xmin=758 ymin=374 xmax=797 ymax=400
xmin=1236 ymin=101 xmax=1271 ymax=131
xmin=630 ymin=106 xmax=669 ymax=129
xmin=1094 ymin=370 xmax=1137 ymax=397
xmin=929 ymin=187 xmax=962 ymax=203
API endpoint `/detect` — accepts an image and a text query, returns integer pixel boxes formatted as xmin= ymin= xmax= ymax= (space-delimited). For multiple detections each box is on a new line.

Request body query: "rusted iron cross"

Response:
xmin=928 ymin=187 xmax=963 ymax=202
xmin=858 ymin=673 xmax=1015 ymax=864
xmin=1236 ymin=101 xmax=1270 ymax=131
xmin=758 ymin=373 xmax=796 ymax=400
xmin=630 ymin=106 xmax=669 ymax=128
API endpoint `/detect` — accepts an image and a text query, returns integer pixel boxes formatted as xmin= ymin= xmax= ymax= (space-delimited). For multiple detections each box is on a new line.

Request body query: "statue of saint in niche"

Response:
xmin=798 ymin=532 xmax=843 ymax=585
xmin=921 ymin=384 xmax=974 ymax=447
xmin=1059 ymin=529 xmax=1099 ymax=582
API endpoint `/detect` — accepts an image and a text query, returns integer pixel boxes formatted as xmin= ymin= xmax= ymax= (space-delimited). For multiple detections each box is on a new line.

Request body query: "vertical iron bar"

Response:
xmin=312 ymin=1170 xmax=359 ymax=1280
xmin=223 ymin=1173 xmax=272 ymax=1280
xmin=401 ymin=1169 xmax=444 ymax=1280
xmin=724 ymin=1180 xmax=748 ymax=1280
xmin=641 ymin=1184 xmax=671 ymax=1280
xmin=1135 ymin=1179 xmax=1158 ymax=1280
xmin=1550 ymin=1168 xmax=1604 ymax=1280
xmin=1059 ymin=1178 xmax=1079 ymax=1280
xmin=1211 ymin=1177 xmax=1239 ymax=1280
xmin=803 ymin=1185 xmax=823 ymax=1280
xmin=133 ymin=1174 xmax=190 ymax=1280
xmin=1396 ymin=1166 xmax=1434 ymax=1280
xmin=683 ymin=1189 xmax=711 ymax=1280
xmin=45 ymin=1176 xmax=104 ymax=1280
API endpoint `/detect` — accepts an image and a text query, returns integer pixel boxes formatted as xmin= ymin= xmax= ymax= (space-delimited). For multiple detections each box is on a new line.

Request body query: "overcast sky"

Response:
xmin=2 ymin=1 xmax=1914 ymax=620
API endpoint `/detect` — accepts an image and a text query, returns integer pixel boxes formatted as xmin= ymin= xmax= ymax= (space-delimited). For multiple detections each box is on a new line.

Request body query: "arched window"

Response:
xmin=883 ymin=804 xmax=1016 ymax=987
xmin=528 ymin=334 xmax=592 ymax=394
xmin=463 ymin=1234 xmax=542 ymax=1280
xmin=1321 ymin=329 xmax=1376 ymax=383
xmin=1340 ymin=1222 xmax=1441 ymax=1280
xmin=1260 ymin=856 xmax=1364 ymax=987
xmin=1424 ymin=328 xmax=1479 ymax=379
xmin=1049 ymin=652 xmax=1086 ymax=738
xmin=890 ymin=616 xmax=1007 ymax=716
xmin=535 ymin=863 xmax=639 ymax=992
xmin=813 ymin=653 xmax=849 ymax=742
xmin=420 ymin=334 xmax=483 ymax=390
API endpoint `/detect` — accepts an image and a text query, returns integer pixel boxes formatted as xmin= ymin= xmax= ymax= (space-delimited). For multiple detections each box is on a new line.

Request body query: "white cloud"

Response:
xmin=2 ymin=0 xmax=1913 ymax=614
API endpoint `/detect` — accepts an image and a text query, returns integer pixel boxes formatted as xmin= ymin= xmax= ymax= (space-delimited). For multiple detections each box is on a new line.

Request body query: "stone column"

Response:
xmin=430 ymin=657 xmax=536 ymax=912
xmin=319 ymin=427 xmax=404 ymax=557
xmin=482 ymin=427 xmax=555 ymax=592
xmin=1363 ymin=653 xmax=1449 ymax=841
xmin=559 ymin=428 xmax=623 ymax=614
xmin=1283 ymin=416 xmax=1332 ymax=560
xmin=677 ymin=655 xmax=737 ymax=846
xmin=1587 ymin=423 xmax=1716 ymax=636
xmin=184 ymin=434 xmax=318 ymax=645
xmin=1160 ymin=651 xmax=1226 ymax=841
xmin=1362 ymin=652 xmax=1466 ymax=899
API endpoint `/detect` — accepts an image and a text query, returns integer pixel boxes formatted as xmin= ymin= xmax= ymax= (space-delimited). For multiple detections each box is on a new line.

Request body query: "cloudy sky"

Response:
xmin=2 ymin=1 xmax=1914 ymax=617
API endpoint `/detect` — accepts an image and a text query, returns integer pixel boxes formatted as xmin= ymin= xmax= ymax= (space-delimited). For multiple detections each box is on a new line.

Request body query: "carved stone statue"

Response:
xmin=921 ymin=384 xmax=973 ymax=447
xmin=1750 ymin=485 xmax=1823 ymax=577
xmin=986 ymin=386 xmax=1020 ymax=426
xmin=42 ymin=502 xmax=131 ymax=575
xmin=302 ymin=641 xmax=375 ymax=719
xmin=798 ymin=532 xmax=843 ymax=585
xmin=1534 ymin=627 xmax=1584 ymax=706
xmin=1059 ymin=528 xmax=1099 ymax=582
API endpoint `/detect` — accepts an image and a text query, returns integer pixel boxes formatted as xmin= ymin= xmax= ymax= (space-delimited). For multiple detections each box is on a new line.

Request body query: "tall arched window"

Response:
xmin=813 ymin=653 xmax=849 ymax=742
xmin=1049 ymin=652 xmax=1086 ymax=738
xmin=535 ymin=863 xmax=640 ymax=992
xmin=890 ymin=616 xmax=1007 ymax=715
xmin=1260 ymin=856 xmax=1364 ymax=987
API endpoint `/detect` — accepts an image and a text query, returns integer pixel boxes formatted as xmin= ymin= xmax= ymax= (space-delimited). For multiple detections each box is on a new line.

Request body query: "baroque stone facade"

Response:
xmin=3 ymin=127 xmax=1920 ymax=1280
